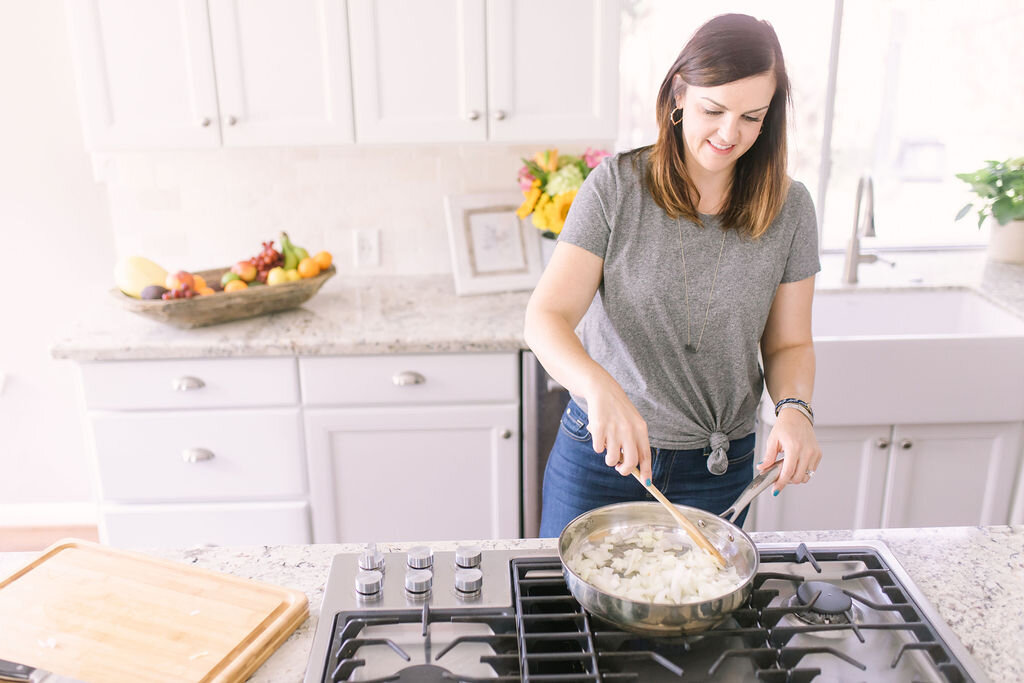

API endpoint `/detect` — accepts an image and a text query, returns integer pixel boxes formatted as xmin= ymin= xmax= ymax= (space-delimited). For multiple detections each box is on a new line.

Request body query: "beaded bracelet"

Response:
xmin=777 ymin=402 xmax=814 ymax=426
xmin=775 ymin=397 xmax=814 ymax=419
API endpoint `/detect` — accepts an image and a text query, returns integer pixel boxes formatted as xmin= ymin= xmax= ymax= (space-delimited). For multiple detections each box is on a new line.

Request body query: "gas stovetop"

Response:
xmin=303 ymin=540 xmax=989 ymax=683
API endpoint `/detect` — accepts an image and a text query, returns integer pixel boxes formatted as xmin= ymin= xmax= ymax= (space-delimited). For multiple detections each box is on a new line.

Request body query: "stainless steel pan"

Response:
xmin=557 ymin=461 xmax=782 ymax=635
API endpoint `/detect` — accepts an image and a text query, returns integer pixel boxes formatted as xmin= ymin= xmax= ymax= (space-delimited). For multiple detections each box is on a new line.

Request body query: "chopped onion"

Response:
xmin=567 ymin=526 xmax=740 ymax=604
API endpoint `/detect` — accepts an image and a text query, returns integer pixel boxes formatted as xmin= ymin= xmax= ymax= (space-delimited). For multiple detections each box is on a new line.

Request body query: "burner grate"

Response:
xmin=323 ymin=604 xmax=520 ymax=682
xmin=510 ymin=548 xmax=974 ymax=683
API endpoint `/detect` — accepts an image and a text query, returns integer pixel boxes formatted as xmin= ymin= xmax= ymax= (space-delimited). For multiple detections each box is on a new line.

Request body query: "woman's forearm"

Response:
xmin=762 ymin=341 xmax=815 ymax=405
xmin=524 ymin=307 xmax=613 ymax=399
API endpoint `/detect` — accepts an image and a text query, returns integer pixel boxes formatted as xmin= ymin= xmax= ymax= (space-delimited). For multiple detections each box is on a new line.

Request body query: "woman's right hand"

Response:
xmin=583 ymin=376 xmax=653 ymax=484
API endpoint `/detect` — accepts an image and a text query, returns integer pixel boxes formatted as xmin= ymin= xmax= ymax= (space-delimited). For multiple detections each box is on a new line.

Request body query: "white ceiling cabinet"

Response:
xmin=347 ymin=0 xmax=620 ymax=144
xmin=66 ymin=0 xmax=354 ymax=149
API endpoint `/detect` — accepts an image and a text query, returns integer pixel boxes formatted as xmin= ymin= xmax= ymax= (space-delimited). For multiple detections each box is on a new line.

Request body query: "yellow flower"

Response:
xmin=534 ymin=148 xmax=559 ymax=172
xmin=531 ymin=193 xmax=553 ymax=230
xmin=517 ymin=184 xmax=542 ymax=219
xmin=544 ymin=189 xmax=578 ymax=235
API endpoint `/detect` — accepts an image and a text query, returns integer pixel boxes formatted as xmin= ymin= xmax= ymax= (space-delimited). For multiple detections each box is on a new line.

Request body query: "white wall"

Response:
xmin=96 ymin=144 xmax=548 ymax=277
xmin=0 ymin=1 xmax=115 ymax=523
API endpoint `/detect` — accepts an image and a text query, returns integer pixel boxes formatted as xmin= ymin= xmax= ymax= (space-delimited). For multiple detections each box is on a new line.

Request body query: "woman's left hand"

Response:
xmin=758 ymin=409 xmax=822 ymax=493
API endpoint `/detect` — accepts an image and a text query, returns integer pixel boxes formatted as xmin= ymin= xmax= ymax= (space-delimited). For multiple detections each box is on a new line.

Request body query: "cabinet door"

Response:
xmin=305 ymin=404 xmax=519 ymax=542
xmin=485 ymin=0 xmax=620 ymax=142
xmin=65 ymin=0 xmax=221 ymax=149
xmin=753 ymin=425 xmax=890 ymax=532
xmin=101 ymin=501 xmax=311 ymax=547
xmin=207 ymin=0 xmax=354 ymax=145
xmin=883 ymin=422 xmax=1023 ymax=528
xmin=348 ymin=0 xmax=487 ymax=142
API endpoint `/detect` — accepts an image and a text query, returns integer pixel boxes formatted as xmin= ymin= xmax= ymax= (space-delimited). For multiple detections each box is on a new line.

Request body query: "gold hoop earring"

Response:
xmin=670 ymin=107 xmax=683 ymax=126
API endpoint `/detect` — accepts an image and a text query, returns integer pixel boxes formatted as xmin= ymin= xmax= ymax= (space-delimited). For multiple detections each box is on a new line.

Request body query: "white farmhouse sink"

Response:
xmin=810 ymin=288 xmax=1024 ymax=425
xmin=813 ymin=289 xmax=1024 ymax=338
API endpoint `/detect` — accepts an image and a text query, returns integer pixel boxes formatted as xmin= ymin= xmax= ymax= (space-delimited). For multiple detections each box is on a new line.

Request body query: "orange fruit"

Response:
xmin=298 ymin=257 xmax=320 ymax=278
xmin=313 ymin=251 xmax=332 ymax=270
xmin=197 ymin=286 xmax=215 ymax=296
xmin=193 ymin=274 xmax=207 ymax=290
xmin=223 ymin=279 xmax=248 ymax=293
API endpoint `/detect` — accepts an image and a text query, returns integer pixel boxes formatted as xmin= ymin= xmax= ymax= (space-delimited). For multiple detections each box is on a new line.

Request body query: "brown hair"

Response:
xmin=646 ymin=13 xmax=791 ymax=238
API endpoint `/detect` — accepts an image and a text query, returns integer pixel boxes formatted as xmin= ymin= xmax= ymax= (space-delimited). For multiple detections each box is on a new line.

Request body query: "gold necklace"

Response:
xmin=676 ymin=218 xmax=728 ymax=353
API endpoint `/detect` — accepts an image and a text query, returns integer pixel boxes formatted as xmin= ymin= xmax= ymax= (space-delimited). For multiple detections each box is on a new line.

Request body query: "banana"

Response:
xmin=280 ymin=232 xmax=300 ymax=271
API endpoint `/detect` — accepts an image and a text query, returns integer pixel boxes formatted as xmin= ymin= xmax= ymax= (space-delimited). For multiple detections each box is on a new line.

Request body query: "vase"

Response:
xmin=987 ymin=218 xmax=1024 ymax=264
xmin=540 ymin=237 xmax=557 ymax=266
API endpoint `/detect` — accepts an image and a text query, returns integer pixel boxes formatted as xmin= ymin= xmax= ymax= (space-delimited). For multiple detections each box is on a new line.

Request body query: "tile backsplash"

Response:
xmin=93 ymin=144 xmax=605 ymax=276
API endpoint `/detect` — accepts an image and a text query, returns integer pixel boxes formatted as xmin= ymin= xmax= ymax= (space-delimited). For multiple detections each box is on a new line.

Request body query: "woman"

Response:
xmin=525 ymin=13 xmax=822 ymax=538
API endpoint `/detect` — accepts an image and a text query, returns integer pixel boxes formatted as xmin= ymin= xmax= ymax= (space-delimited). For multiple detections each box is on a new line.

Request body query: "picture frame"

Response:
xmin=443 ymin=192 xmax=544 ymax=295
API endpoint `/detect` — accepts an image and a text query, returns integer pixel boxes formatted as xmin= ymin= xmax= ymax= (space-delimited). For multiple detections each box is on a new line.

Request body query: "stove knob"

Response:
xmin=405 ymin=569 xmax=433 ymax=594
xmin=454 ymin=567 xmax=483 ymax=594
xmin=407 ymin=545 xmax=434 ymax=569
xmin=354 ymin=569 xmax=383 ymax=596
xmin=455 ymin=544 xmax=482 ymax=569
xmin=359 ymin=545 xmax=384 ymax=571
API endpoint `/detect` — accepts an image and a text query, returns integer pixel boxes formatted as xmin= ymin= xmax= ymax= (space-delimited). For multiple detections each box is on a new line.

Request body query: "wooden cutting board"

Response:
xmin=0 ymin=539 xmax=307 ymax=683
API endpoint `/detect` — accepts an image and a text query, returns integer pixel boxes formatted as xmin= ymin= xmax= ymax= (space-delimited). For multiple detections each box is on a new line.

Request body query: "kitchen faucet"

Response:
xmin=843 ymin=175 xmax=892 ymax=284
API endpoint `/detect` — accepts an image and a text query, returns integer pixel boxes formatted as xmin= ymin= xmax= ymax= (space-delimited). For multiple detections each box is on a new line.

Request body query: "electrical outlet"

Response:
xmin=353 ymin=229 xmax=381 ymax=268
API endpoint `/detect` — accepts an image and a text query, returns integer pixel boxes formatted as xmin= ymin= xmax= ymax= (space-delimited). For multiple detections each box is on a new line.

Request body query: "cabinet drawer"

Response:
xmin=101 ymin=501 xmax=311 ymax=547
xmin=300 ymin=353 xmax=518 ymax=406
xmin=79 ymin=358 xmax=299 ymax=410
xmin=90 ymin=409 xmax=305 ymax=502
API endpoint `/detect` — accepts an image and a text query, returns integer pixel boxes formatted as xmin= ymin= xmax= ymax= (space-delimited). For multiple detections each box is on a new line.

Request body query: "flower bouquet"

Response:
xmin=516 ymin=147 xmax=610 ymax=238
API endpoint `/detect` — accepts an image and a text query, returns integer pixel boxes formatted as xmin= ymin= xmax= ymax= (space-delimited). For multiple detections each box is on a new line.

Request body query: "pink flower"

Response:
xmin=583 ymin=147 xmax=610 ymax=169
xmin=517 ymin=166 xmax=537 ymax=192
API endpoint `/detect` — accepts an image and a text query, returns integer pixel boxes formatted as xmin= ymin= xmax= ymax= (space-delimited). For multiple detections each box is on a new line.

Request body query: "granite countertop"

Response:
xmin=51 ymin=251 xmax=1024 ymax=361
xmin=3 ymin=526 xmax=1019 ymax=682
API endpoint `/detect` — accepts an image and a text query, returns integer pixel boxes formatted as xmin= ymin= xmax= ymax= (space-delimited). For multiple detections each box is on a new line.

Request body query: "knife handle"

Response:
xmin=0 ymin=658 xmax=32 ymax=682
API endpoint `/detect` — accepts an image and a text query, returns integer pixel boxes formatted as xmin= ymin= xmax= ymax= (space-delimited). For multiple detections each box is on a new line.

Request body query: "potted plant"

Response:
xmin=956 ymin=157 xmax=1024 ymax=263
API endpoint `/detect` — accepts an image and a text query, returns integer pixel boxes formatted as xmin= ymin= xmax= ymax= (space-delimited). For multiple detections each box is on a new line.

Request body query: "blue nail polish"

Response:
xmin=645 ymin=478 xmax=651 ymax=486
xmin=756 ymin=460 xmax=762 ymax=465
xmin=772 ymin=489 xmax=780 ymax=497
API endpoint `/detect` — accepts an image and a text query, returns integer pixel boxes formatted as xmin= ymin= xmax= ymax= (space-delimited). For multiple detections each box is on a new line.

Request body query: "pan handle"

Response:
xmin=720 ymin=458 xmax=784 ymax=523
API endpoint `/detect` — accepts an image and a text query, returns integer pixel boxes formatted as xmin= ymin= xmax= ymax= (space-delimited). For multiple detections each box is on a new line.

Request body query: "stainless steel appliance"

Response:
xmin=521 ymin=350 xmax=570 ymax=537
xmin=303 ymin=540 xmax=990 ymax=682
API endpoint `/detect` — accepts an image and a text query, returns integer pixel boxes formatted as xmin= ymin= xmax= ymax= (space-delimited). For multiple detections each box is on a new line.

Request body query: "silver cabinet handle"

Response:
xmin=172 ymin=376 xmax=205 ymax=391
xmin=467 ymin=110 xmax=480 ymax=121
xmin=200 ymin=117 xmax=211 ymax=127
xmin=898 ymin=439 xmax=913 ymax=450
xmin=182 ymin=448 xmax=215 ymax=463
xmin=500 ymin=429 xmax=513 ymax=439
xmin=392 ymin=371 xmax=426 ymax=386
xmin=227 ymin=115 xmax=238 ymax=126
xmin=875 ymin=438 xmax=891 ymax=449
xmin=493 ymin=109 xmax=507 ymax=120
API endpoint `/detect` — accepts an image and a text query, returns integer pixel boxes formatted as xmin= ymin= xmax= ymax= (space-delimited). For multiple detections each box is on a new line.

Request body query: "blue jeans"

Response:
xmin=539 ymin=399 xmax=755 ymax=538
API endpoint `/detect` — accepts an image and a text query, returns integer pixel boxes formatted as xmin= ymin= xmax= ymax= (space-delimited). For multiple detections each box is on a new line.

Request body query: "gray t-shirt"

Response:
xmin=559 ymin=148 xmax=820 ymax=449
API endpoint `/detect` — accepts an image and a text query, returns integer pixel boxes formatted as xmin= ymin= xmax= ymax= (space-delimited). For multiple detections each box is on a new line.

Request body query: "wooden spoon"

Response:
xmin=631 ymin=469 xmax=727 ymax=567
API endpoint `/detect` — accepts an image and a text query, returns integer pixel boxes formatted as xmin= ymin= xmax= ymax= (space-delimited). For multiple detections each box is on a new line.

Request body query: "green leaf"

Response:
xmin=955 ymin=203 xmax=973 ymax=221
xmin=992 ymin=196 xmax=1015 ymax=225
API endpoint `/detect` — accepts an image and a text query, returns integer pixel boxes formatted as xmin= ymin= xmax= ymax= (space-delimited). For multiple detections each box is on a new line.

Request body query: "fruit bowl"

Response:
xmin=111 ymin=265 xmax=336 ymax=329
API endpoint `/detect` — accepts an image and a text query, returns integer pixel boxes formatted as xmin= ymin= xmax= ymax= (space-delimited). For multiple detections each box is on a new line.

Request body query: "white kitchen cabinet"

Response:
xmin=882 ymin=422 xmax=1023 ymax=528
xmin=753 ymin=425 xmax=889 ymax=532
xmin=305 ymin=404 xmax=519 ymax=543
xmin=101 ymin=501 xmax=311 ymax=547
xmin=78 ymin=358 xmax=311 ymax=547
xmin=347 ymin=0 xmax=619 ymax=143
xmin=753 ymin=405 xmax=1024 ymax=531
xmin=301 ymin=352 xmax=521 ymax=543
xmin=66 ymin=0 xmax=354 ymax=149
xmin=65 ymin=0 xmax=221 ymax=149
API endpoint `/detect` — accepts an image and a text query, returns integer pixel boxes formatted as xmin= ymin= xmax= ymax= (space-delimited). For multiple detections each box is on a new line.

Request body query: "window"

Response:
xmin=617 ymin=0 xmax=1024 ymax=251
